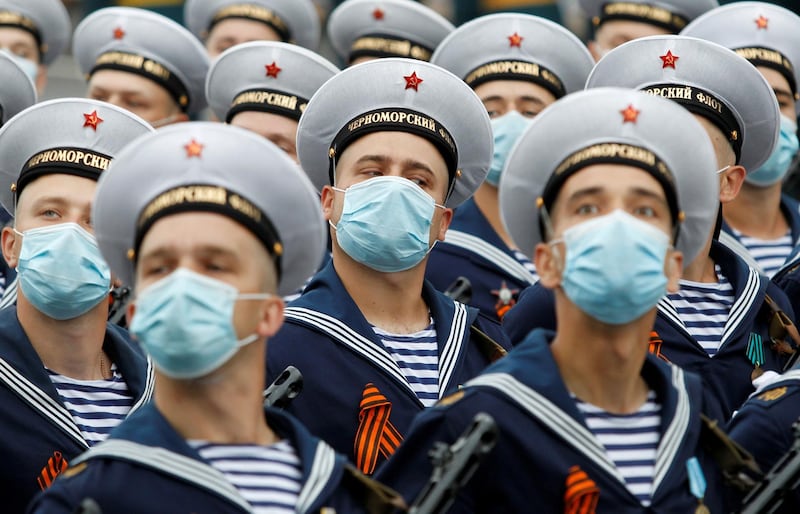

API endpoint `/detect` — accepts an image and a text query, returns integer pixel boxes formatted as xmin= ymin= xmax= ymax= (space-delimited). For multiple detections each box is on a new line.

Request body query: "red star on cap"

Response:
xmin=755 ymin=15 xmax=769 ymax=30
xmin=659 ymin=50 xmax=679 ymax=69
xmin=372 ymin=8 xmax=384 ymax=20
xmin=621 ymin=104 xmax=640 ymax=124
xmin=83 ymin=110 xmax=103 ymax=131
xmin=404 ymin=71 xmax=423 ymax=91
xmin=184 ymin=139 xmax=204 ymax=158
xmin=508 ymin=32 xmax=524 ymax=48
xmin=265 ymin=61 xmax=282 ymax=78
xmin=113 ymin=26 xmax=125 ymax=39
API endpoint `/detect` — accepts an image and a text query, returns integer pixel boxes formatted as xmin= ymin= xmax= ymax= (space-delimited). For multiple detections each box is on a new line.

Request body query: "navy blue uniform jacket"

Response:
xmin=266 ymin=260 xmax=511 ymax=473
xmin=28 ymin=404 xmax=392 ymax=513
xmin=503 ymin=241 xmax=793 ymax=420
xmin=0 ymin=307 xmax=154 ymax=513
xmin=377 ymin=330 xmax=724 ymax=513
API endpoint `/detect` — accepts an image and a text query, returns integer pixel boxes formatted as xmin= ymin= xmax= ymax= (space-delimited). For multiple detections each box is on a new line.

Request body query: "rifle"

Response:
xmin=740 ymin=418 xmax=800 ymax=514
xmin=408 ymin=412 xmax=498 ymax=514
xmin=263 ymin=365 xmax=304 ymax=409
xmin=443 ymin=277 xmax=472 ymax=305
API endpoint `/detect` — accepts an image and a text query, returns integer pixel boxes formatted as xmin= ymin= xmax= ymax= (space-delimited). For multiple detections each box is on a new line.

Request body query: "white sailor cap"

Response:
xmin=328 ymin=0 xmax=454 ymax=64
xmin=0 ymin=52 xmax=36 ymax=127
xmin=297 ymin=57 xmax=492 ymax=208
xmin=682 ymin=2 xmax=800 ymax=115
xmin=579 ymin=0 xmax=718 ymax=33
xmin=586 ymin=35 xmax=779 ymax=172
xmin=206 ymin=41 xmax=338 ymax=123
xmin=184 ymin=0 xmax=320 ymax=50
xmin=93 ymin=122 xmax=326 ymax=296
xmin=0 ymin=98 xmax=154 ymax=217
xmin=73 ymin=7 xmax=210 ymax=113
xmin=500 ymin=87 xmax=719 ymax=266
xmin=431 ymin=13 xmax=594 ymax=98
xmin=0 ymin=0 xmax=70 ymax=65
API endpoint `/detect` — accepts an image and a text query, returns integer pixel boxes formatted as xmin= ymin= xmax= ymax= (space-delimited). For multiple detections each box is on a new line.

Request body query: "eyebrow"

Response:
xmin=773 ymin=88 xmax=794 ymax=101
xmin=565 ymin=185 xmax=667 ymax=204
xmin=518 ymin=95 xmax=546 ymax=106
xmin=480 ymin=95 xmax=506 ymax=103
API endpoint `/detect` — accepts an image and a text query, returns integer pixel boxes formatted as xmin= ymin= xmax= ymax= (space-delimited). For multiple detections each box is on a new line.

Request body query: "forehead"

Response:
xmin=88 ymin=69 xmax=171 ymax=100
xmin=207 ymin=18 xmax=281 ymax=42
xmin=338 ymin=131 xmax=448 ymax=176
xmin=595 ymin=19 xmax=672 ymax=45
xmin=230 ymin=110 xmax=298 ymax=139
xmin=18 ymin=174 xmax=97 ymax=208
xmin=554 ymin=163 xmax=667 ymax=205
xmin=473 ymin=80 xmax=557 ymax=105
xmin=0 ymin=26 xmax=37 ymax=48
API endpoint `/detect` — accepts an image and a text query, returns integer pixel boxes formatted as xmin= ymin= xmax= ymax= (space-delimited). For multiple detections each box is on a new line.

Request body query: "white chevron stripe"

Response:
xmin=443 ymin=231 xmax=537 ymax=285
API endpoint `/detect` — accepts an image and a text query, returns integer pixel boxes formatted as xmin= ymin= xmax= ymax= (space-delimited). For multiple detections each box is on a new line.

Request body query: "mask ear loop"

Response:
xmin=539 ymin=202 xmax=565 ymax=274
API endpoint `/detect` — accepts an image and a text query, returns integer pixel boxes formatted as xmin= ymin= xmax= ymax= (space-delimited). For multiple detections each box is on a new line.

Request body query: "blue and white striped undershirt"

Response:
xmin=575 ymin=391 xmax=662 ymax=506
xmin=373 ymin=319 xmax=439 ymax=407
xmin=668 ymin=265 xmax=734 ymax=357
xmin=730 ymin=228 xmax=793 ymax=278
xmin=48 ymin=365 xmax=133 ymax=446
xmin=190 ymin=439 xmax=302 ymax=513
xmin=512 ymin=249 xmax=539 ymax=281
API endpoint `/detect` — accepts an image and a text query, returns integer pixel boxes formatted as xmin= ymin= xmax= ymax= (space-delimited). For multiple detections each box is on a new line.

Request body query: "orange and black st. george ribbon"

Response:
xmin=354 ymin=383 xmax=403 ymax=475
xmin=37 ymin=450 xmax=68 ymax=490
xmin=564 ymin=465 xmax=600 ymax=514
xmin=648 ymin=331 xmax=670 ymax=363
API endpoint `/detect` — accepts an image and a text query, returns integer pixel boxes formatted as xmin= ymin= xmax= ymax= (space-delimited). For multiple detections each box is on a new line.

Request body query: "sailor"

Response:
xmin=504 ymin=35 xmax=794 ymax=421
xmin=0 ymin=98 xmax=155 ymax=512
xmin=0 ymin=0 xmax=70 ymax=94
xmin=426 ymin=13 xmax=594 ymax=321
xmin=378 ymin=87 xmax=724 ymax=513
xmin=682 ymin=3 xmax=800 ymax=279
xmin=72 ymin=7 xmax=209 ymax=126
xmin=265 ymin=57 xmax=511 ymax=475
xmin=184 ymin=0 xmax=320 ymax=58
xmin=327 ymin=0 xmax=454 ymax=66
xmin=205 ymin=40 xmax=338 ymax=163
xmin=29 ymin=122 xmax=404 ymax=514
xmin=579 ymin=0 xmax=718 ymax=60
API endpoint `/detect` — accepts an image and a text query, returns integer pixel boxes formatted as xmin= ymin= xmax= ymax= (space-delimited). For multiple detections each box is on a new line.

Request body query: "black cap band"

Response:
xmin=0 ymin=11 xmax=43 ymax=61
xmin=135 ymin=184 xmax=283 ymax=277
xmin=593 ymin=2 xmax=689 ymax=33
xmin=208 ymin=4 xmax=290 ymax=42
xmin=735 ymin=46 xmax=798 ymax=99
xmin=349 ymin=34 xmax=433 ymax=63
xmin=328 ymin=107 xmax=458 ymax=185
xmin=539 ymin=142 xmax=679 ymax=238
xmin=464 ymin=59 xmax=566 ymax=99
xmin=91 ymin=51 xmax=191 ymax=112
xmin=14 ymin=146 xmax=112 ymax=199
xmin=226 ymin=88 xmax=309 ymax=122
xmin=643 ymin=83 xmax=742 ymax=164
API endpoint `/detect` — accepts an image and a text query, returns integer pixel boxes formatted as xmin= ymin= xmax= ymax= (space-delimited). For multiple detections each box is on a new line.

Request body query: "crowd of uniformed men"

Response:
xmin=3 ymin=0 xmax=800 ymax=512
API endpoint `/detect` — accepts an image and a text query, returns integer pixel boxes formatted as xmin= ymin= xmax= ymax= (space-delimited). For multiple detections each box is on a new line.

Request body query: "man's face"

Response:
xmin=134 ymin=211 xmax=277 ymax=339
xmin=230 ymin=111 xmax=299 ymax=162
xmin=0 ymin=26 xmax=46 ymax=92
xmin=87 ymin=69 xmax=181 ymax=124
xmin=589 ymin=20 xmax=672 ymax=61
xmin=322 ymin=130 xmax=453 ymax=248
xmin=757 ymin=66 xmax=797 ymax=121
xmin=2 ymin=174 xmax=96 ymax=269
xmin=473 ymin=80 xmax=557 ymax=119
xmin=205 ymin=18 xmax=281 ymax=59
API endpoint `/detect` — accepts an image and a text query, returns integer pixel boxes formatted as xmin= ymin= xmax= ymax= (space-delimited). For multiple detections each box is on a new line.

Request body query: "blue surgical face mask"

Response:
xmin=0 ymin=49 xmax=38 ymax=82
xmin=331 ymin=176 xmax=443 ymax=273
xmin=550 ymin=210 xmax=670 ymax=325
xmin=487 ymin=111 xmax=533 ymax=187
xmin=129 ymin=268 xmax=272 ymax=380
xmin=15 ymin=223 xmax=112 ymax=320
xmin=746 ymin=114 xmax=799 ymax=187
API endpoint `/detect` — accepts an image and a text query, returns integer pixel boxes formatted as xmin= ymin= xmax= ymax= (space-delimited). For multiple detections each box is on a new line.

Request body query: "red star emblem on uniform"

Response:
xmin=83 ymin=110 xmax=103 ymax=131
xmin=621 ymin=104 xmax=640 ymax=124
xmin=508 ymin=32 xmax=524 ymax=48
xmin=113 ymin=26 xmax=125 ymax=39
xmin=184 ymin=139 xmax=204 ymax=158
xmin=660 ymin=50 xmax=679 ymax=69
xmin=265 ymin=61 xmax=282 ymax=78
xmin=755 ymin=15 xmax=769 ymax=30
xmin=404 ymin=71 xmax=423 ymax=91
xmin=372 ymin=8 xmax=384 ymax=20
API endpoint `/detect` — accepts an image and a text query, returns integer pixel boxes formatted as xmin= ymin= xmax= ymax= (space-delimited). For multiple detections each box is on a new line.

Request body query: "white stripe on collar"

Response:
xmin=437 ymin=301 xmax=469 ymax=398
xmin=443 ymin=230 xmax=538 ymax=285
xmin=296 ymin=441 xmax=336 ymax=513
xmin=0 ymin=277 xmax=17 ymax=310
xmin=0 ymin=356 xmax=87 ymax=448
xmin=74 ymin=439 xmax=252 ymax=511
xmin=129 ymin=356 xmax=155 ymax=415
xmin=652 ymin=365 xmax=690 ymax=492
xmin=720 ymin=268 xmax=760 ymax=346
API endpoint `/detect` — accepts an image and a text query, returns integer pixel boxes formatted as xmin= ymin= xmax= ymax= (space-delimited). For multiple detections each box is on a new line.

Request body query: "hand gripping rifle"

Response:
xmin=263 ymin=365 xmax=304 ymax=409
xmin=408 ymin=412 xmax=498 ymax=514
